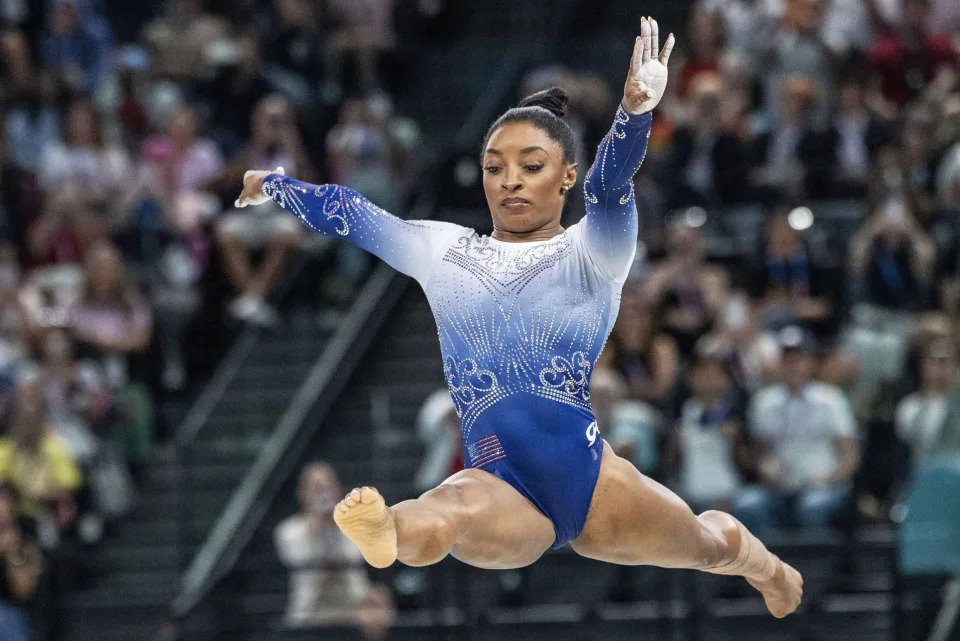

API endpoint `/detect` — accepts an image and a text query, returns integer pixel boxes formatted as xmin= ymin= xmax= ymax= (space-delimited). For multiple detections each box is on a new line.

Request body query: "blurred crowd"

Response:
xmin=0 ymin=0 xmax=443 ymax=638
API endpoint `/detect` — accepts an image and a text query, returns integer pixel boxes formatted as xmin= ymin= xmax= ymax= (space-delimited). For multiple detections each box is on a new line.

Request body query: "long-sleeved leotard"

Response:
xmin=262 ymin=105 xmax=652 ymax=547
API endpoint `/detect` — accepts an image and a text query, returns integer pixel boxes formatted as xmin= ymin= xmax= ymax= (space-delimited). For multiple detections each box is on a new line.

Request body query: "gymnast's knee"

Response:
xmin=696 ymin=510 xmax=741 ymax=569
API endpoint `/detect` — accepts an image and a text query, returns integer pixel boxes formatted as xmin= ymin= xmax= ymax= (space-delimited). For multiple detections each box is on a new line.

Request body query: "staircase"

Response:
xmin=61 ymin=311 xmax=336 ymax=641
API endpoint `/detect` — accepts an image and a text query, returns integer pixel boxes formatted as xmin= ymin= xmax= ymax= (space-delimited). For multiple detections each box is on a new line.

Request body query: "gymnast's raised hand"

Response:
xmin=235 ymin=15 xmax=802 ymax=620
xmin=622 ymin=15 xmax=674 ymax=115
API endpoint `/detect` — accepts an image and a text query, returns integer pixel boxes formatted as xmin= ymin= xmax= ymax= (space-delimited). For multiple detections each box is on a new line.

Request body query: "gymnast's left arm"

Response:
xmin=235 ymin=168 xmax=463 ymax=285
xmin=582 ymin=17 xmax=675 ymax=282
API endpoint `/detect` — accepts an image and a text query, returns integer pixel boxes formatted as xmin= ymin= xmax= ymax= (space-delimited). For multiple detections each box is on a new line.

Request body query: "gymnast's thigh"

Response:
xmin=570 ymin=441 xmax=718 ymax=568
xmin=438 ymin=468 xmax=556 ymax=570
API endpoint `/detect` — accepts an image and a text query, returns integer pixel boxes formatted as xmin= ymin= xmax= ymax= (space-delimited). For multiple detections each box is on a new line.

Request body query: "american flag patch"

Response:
xmin=467 ymin=434 xmax=506 ymax=468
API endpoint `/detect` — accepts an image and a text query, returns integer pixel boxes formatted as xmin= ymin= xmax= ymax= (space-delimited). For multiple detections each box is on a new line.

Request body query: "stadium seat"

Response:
xmin=899 ymin=454 xmax=960 ymax=576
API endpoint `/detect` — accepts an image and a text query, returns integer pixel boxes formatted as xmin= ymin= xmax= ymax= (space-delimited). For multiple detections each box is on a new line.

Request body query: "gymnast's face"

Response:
xmin=482 ymin=122 xmax=577 ymax=238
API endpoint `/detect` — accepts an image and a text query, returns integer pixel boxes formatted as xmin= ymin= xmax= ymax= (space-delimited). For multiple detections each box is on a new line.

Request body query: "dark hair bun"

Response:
xmin=518 ymin=87 xmax=569 ymax=119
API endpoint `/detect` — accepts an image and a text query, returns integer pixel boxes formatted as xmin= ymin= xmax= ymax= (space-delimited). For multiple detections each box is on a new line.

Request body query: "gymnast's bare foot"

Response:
xmin=334 ymin=486 xmax=398 ymax=568
xmin=747 ymin=560 xmax=804 ymax=618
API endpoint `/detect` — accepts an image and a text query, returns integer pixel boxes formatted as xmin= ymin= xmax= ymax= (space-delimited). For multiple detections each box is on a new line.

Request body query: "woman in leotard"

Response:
xmin=235 ymin=16 xmax=803 ymax=618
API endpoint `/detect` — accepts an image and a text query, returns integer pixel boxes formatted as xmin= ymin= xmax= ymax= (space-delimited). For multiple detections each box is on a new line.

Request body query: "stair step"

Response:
xmin=82 ymin=568 xmax=178 ymax=594
xmin=112 ymin=519 xmax=210 ymax=546
xmin=249 ymin=340 xmax=327 ymax=366
xmin=233 ymin=363 xmax=315 ymax=390
xmin=91 ymin=543 xmax=181 ymax=572
xmin=147 ymin=462 xmax=253 ymax=488
xmin=214 ymin=388 xmax=299 ymax=413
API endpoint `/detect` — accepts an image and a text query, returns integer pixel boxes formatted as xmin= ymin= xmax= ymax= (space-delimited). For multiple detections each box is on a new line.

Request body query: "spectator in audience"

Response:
xmin=139 ymin=103 xmax=223 ymax=252
xmin=0 ymin=485 xmax=43 ymax=641
xmin=597 ymin=286 xmax=679 ymax=413
xmin=666 ymin=348 xmax=747 ymax=513
xmin=4 ymin=71 xmax=60 ymax=175
xmin=38 ymin=327 xmax=134 ymax=522
xmin=413 ymin=388 xmax=462 ymax=495
xmin=328 ymin=0 xmax=396 ymax=93
xmin=38 ymin=0 xmax=111 ymax=95
xmin=39 ymin=95 xmax=135 ymax=228
xmin=257 ymin=0 xmax=329 ymax=87
xmin=695 ymin=0 xmax=783 ymax=56
xmin=900 ymin=104 xmax=941 ymax=203
xmin=750 ymin=210 xmax=835 ymax=335
xmin=709 ymin=293 xmax=782 ymax=394
xmin=757 ymin=75 xmax=837 ymax=199
xmin=736 ymin=327 xmax=860 ymax=531
xmin=759 ymin=0 xmax=837 ymax=127
xmin=665 ymin=73 xmax=751 ymax=207
xmin=69 ymin=243 xmax=153 ymax=476
xmin=39 ymin=328 xmax=105 ymax=469
xmin=141 ymin=0 xmax=230 ymax=83
xmin=275 ymin=462 xmax=393 ymax=639
xmin=27 ymin=184 xmax=106 ymax=270
xmin=849 ymin=195 xmax=936 ymax=312
xmin=216 ymin=95 xmax=317 ymax=325
xmin=645 ymin=220 xmax=728 ymax=357
xmin=674 ymin=6 xmax=725 ymax=100
xmin=202 ymin=30 xmax=274 ymax=149
xmin=820 ymin=0 xmax=900 ymax=56
xmin=0 ymin=373 xmax=81 ymax=549
xmin=866 ymin=0 xmax=958 ymax=110
xmin=896 ymin=337 xmax=960 ymax=465
xmin=141 ymin=105 xmax=225 ymax=203
xmin=829 ymin=76 xmax=890 ymax=196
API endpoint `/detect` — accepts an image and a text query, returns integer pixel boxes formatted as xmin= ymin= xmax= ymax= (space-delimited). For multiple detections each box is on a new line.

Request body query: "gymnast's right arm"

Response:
xmin=236 ymin=168 xmax=462 ymax=285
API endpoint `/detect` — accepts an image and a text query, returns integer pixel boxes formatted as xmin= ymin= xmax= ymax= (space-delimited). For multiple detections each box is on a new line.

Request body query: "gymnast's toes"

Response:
xmin=333 ymin=486 xmax=397 ymax=569
xmin=749 ymin=560 xmax=804 ymax=618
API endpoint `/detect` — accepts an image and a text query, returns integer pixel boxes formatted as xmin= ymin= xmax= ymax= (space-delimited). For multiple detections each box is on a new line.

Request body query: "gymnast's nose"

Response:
xmin=501 ymin=167 xmax=523 ymax=192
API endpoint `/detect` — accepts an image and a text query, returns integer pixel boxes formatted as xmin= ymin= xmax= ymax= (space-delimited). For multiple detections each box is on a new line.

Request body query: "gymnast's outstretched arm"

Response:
xmin=580 ymin=26 xmax=673 ymax=282
xmin=236 ymin=169 xmax=463 ymax=285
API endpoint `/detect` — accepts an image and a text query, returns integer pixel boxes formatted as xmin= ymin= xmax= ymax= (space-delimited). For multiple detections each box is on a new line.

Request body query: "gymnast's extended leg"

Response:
xmin=333 ymin=469 xmax=555 ymax=570
xmin=571 ymin=442 xmax=803 ymax=618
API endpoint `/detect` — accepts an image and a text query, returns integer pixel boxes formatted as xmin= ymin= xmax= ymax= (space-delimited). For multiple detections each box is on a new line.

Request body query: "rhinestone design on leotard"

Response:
xmin=262 ymin=106 xmax=653 ymax=456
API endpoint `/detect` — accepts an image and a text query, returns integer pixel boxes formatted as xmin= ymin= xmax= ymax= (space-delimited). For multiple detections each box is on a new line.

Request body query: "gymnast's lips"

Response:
xmin=501 ymin=197 xmax=531 ymax=208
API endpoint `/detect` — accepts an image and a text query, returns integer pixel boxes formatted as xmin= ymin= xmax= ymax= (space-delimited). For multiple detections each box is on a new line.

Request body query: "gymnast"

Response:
xmin=235 ymin=16 xmax=803 ymax=617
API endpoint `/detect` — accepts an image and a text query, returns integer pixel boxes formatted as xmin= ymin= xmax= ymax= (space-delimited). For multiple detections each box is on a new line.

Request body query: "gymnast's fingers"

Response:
xmin=629 ymin=35 xmax=643 ymax=78
xmin=650 ymin=17 xmax=659 ymax=60
xmin=660 ymin=32 xmax=676 ymax=66
xmin=640 ymin=16 xmax=651 ymax=64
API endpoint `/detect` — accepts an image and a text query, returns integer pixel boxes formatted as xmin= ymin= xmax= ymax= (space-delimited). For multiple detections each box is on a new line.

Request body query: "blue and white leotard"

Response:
xmin=263 ymin=106 xmax=652 ymax=548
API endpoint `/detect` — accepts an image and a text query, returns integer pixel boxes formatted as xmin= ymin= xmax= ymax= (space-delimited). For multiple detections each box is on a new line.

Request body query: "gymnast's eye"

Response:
xmin=484 ymin=166 xmax=502 ymax=174
xmin=525 ymin=165 xmax=544 ymax=172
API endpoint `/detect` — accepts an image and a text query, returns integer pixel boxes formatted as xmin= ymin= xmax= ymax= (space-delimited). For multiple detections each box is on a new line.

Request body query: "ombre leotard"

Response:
xmin=262 ymin=106 xmax=652 ymax=547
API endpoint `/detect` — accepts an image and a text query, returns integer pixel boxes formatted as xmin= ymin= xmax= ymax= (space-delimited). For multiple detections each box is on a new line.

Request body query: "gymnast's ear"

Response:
xmin=563 ymin=163 xmax=579 ymax=190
